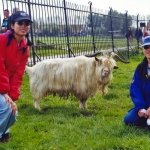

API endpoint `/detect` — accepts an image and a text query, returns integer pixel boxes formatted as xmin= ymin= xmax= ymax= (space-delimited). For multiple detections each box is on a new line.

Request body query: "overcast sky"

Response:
xmin=67 ymin=0 xmax=149 ymax=16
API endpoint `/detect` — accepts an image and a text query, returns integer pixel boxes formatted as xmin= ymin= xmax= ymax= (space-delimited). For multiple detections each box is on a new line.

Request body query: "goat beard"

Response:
xmin=97 ymin=80 xmax=110 ymax=95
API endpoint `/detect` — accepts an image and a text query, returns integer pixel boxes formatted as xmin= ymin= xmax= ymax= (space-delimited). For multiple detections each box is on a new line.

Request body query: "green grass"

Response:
xmin=1 ymin=52 xmax=150 ymax=150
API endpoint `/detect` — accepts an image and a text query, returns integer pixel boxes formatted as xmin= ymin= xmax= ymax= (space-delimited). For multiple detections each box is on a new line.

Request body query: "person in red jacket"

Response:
xmin=0 ymin=11 xmax=33 ymax=143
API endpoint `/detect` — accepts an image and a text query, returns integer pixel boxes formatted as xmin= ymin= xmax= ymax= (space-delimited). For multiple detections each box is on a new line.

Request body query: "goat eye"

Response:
xmin=114 ymin=66 xmax=118 ymax=69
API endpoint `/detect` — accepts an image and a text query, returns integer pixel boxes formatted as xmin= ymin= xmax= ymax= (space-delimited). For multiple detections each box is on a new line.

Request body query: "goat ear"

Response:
xmin=110 ymin=52 xmax=115 ymax=58
xmin=103 ymin=51 xmax=109 ymax=57
xmin=114 ymin=66 xmax=118 ymax=69
xmin=95 ymin=57 xmax=99 ymax=61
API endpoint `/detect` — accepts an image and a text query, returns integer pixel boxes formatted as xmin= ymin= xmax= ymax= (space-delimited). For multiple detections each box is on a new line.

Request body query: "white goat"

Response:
xmin=26 ymin=52 xmax=129 ymax=110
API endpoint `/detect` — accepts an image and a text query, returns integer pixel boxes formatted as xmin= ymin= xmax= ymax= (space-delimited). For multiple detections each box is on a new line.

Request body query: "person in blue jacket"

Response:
xmin=124 ymin=35 xmax=150 ymax=127
xmin=135 ymin=27 xmax=143 ymax=44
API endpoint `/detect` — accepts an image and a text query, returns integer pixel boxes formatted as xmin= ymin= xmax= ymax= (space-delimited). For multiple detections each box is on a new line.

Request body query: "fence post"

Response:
xmin=26 ymin=0 xmax=36 ymax=65
xmin=109 ymin=7 xmax=114 ymax=52
xmin=63 ymin=0 xmax=75 ymax=57
xmin=88 ymin=1 xmax=96 ymax=53
xmin=125 ymin=11 xmax=130 ymax=58
xmin=136 ymin=14 xmax=139 ymax=49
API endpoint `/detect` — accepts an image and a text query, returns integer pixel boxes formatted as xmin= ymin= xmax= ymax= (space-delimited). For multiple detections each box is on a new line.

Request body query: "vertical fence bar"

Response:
xmin=27 ymin=0 xmax=36 ymax=65
xmin=136 ymin=14 xmax=139 ymax=49
xmin=125 ymin=11 xmax=129 ymax=58
xmin=109 ymin=7 xmax=114 ymax=52
xmin=63 ymin=0 xmax=75 ymax=57
xmin=88 ymin=1 xmax=96 ymax=53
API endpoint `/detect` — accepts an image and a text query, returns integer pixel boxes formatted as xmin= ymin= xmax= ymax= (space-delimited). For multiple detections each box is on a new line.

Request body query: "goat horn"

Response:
xmin=85 ymin=52 xmax=103 ymax=57
xmin=112 ymin=53 xmax=130 ymax=64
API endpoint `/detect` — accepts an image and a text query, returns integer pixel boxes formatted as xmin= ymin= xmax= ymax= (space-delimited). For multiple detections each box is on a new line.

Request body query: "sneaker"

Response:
xmin=2 ymin=133 xmax=10 ymax=142
xmin=0 ymin=133 xmax=10 ymax=143
xmin=0 ymin=136 xmax=5 ymax=143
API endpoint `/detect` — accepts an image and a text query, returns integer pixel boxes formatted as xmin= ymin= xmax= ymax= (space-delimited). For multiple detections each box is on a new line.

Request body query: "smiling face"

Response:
xmin=142 ymin=45 xmax=150 ymax=59
xmin=11 ymin=20 xmax=30 ymax=38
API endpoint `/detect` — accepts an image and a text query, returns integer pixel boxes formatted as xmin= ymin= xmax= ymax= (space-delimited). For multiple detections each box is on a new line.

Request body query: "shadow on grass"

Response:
xmin=19 ymin=103 xmax=97 ymax=118
xmin=103 ymin=93 xmax=119 ymax=100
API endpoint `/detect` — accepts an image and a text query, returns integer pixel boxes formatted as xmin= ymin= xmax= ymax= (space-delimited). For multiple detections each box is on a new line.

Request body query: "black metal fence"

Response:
xmin=1 ymin=0 xmax=149 ymax=66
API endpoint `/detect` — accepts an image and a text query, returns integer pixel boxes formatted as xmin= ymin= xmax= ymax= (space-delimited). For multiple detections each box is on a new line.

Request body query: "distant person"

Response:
xmin=0 ymin=11 xmax=33 ymax=143
xmin=135 ymin=27 xmax=143 ymax=44
xmin=147 ymin=27 xmax=150 ymax=36
xmin=143 ymin=26 xmax=148 ymax=37
xmin=147 ymin=20 xmax=150 ymax=29
xmin=125 ymin=27 xmax=133 ymax=43
xmin=1 ymin=9 xmax=10 ymax=32
xmin=7 ymin=7 xmax=20 ymax=30
xmin=124 ymin=36 xmax=150 ymax=127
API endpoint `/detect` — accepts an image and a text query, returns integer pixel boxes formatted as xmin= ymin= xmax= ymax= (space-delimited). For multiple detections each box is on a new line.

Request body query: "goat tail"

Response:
xmin=25 ymin=66 xmax=32 ymax=75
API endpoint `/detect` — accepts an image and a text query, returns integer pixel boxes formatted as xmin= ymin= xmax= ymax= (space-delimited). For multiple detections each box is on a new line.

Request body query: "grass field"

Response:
xmin=1 ymin=51 xmax=149 ymax=150
xmin=31 ymin=36 xmax=137 ymax=59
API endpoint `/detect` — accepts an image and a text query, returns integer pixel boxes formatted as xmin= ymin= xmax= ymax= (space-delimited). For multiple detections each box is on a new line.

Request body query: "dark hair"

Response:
xmin=4 ymin=9 xmax=9 ymax=12
xmin=137 ymin=57 xmax=148 ymax=81
xmin=25 ymin=33 xmax=33 ymax=46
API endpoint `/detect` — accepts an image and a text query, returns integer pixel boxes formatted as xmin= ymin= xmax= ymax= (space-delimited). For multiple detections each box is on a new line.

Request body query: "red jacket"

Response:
xmin=0 ymin=30 xmax=29 ymax=100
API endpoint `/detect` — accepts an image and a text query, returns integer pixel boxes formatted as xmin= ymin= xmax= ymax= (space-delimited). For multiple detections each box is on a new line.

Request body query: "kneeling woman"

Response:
xmin=0 ymin=11 xmax=33 ymax=143
xmin=124 ymin=36 xmax=150 ymax=127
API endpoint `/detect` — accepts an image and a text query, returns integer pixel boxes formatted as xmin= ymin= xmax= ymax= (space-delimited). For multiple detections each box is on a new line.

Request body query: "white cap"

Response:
xmin=142 ymin=36 xmax=150 ymax=47
xmin=147 ymin=119 xmax=150 ymax=125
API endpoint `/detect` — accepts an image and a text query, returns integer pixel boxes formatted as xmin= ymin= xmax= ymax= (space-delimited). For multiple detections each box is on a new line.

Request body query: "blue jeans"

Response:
xmin=0 ymin=94 xmax=18 ymax=138
xmin=124 ymin=107 xmax=147 ymax=127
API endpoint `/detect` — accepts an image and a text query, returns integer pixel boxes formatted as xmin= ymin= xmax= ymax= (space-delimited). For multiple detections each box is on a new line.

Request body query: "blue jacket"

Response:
xmin=130 ymin=57 xmax=150 ymax=112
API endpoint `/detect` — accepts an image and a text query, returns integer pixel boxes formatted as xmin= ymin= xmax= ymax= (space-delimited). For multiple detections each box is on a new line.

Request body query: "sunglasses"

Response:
xmin=16 ymin=20 xmax=30 ymax=26
xmin=144 ymin=45 xmax=150 ymax=50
